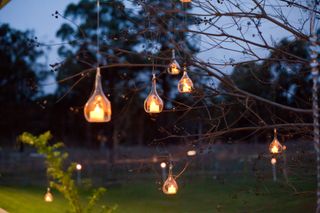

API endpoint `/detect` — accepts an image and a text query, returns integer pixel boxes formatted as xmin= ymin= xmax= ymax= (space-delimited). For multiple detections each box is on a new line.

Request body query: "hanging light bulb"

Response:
xmin=44 ymin=187 xmax=53 ymax=202
xmin=144 ymin=74 xmax=164 ymax=114
xmin=271 ymin=158 xmax=277 ymax=165
xmin=167 ymin=49 xmax=181 ymax=75
xmin=269 ymin=128 xmax=283 ymax=154
xmin=162 ymin=163 xmax=178 ymax=195
xmin=178 ymin=66 xmax=193 ymax=93
xmin=84 ymin=67 xmax=111 ymax=122
xmin=180 ymin=0 xmax=192 ymax=2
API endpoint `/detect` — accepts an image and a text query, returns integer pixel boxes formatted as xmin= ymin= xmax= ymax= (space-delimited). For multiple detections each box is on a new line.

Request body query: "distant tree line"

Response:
xmin=0 ymin=0 xmax=315 ymax=150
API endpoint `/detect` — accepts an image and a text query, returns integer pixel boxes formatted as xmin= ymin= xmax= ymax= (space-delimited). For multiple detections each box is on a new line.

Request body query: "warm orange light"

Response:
xmin=180 ymin=0 xmax=191 ymax=2
xmin=144 ymin=74 xmax=164 ymax=114
xmin=269 ymin=129 xmax=283 ymax=154
xmin=162 ymin=164 xmax=178 ymax=195
xmin=89 ymin=102 xmax=104 ymax=121
xmin=178 ymin=66 xmax=193 ymax=93
xmin=167 ymin=49 xmax=181 ymax=75
xmin=162 ymin=175 xmax=178 ymax=195
xmin=44 ymin=188 xmax=53 ymax=202
xmin=168 ymin=62 xmax=180 ymax=75
xmin=150 ymin=100 xmax=160 ymax=112
xmin=84 ymin=67 xmax=111 ymax=122
xmin=271 ymin=158 xmax=277 ymax=165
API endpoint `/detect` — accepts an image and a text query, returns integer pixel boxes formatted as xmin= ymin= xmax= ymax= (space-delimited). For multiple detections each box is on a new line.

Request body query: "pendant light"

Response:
xmin=162 ymin=163 xmax=178 ymax=195
xmin=178 ymin=65 xmax=193 ymax=93
xmin=144 ymin=74 xmax=164 ymax=114
xmin=84 ymin=67 xmax=111 ymax=122
xmin=269 ymin=128 xmax=283 ymax=154
xmin=44 ymin=187 xmax=53 ymax=202
xmin=84 ymin=0 xmax=111 ymax=122
xmin=167 ymin=49 xmax=181 ymax=75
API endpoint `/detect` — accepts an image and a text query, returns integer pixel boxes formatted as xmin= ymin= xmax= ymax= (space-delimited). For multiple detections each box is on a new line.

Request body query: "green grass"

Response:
xmin=0 ymin=177 xmax=316 ymax=213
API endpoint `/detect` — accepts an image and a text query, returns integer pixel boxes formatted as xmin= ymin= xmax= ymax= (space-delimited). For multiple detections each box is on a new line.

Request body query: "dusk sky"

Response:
xmin=0 ymin=0 xmax=298 ymax=93
xmin=0 ymin=0 xmax=76 ymax=45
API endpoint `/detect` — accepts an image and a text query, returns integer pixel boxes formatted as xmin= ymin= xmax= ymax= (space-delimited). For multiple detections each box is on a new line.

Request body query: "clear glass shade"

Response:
xmin=178 ymin=66 xmax=193 ymax=93
xmin=269 ymin=129 xmax=283 ymax=154
xmin=144 ymin=74 xmax=164 ymax=114
xmin=162 ymin=166 xmax=178 ymax=195
xmin=44 ymin=188 xmax=53 ymax=202
xmin=84 ymin=67 xmax=111 ymax=122
xmin=167 ymin=49 xmax=181 ymax=75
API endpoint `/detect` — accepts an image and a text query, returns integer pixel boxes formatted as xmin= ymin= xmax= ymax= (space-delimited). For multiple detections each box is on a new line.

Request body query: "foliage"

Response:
xmin=18 ymin=131 xmax=117 ymax=213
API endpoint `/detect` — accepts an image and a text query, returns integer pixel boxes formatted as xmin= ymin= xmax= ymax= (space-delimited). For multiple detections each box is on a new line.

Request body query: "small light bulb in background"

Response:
xmin=283 ymin=145 xmax=287 ymax=151
xmin=271 ymin=158 xmax=277 ymax=165
xmin=76 ymin=163 xmax=82 ymax=171
xmin=160 ymin=162 xmax=167 ymax=168
xmin=76 ymin=163 xmax=82 ymax=185
xmin=187 ymin=150 xmax=196 ymax=157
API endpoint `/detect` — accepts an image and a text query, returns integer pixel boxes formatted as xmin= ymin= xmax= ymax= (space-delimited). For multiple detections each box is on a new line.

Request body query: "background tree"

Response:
xmin=51 ymin=0 xmax=200 ymax=156
xmin=0 ymin=24 xmax=49 ymax=144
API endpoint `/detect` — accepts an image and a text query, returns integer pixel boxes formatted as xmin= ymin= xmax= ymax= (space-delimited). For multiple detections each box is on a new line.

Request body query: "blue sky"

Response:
xmin=0 ymin=0 xmax=78 ymax=93
xmin=0 ymin=0 xmax=76 ymax=44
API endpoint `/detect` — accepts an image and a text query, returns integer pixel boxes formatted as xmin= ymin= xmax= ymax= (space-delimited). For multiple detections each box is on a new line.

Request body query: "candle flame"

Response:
xmin=271 ymin=145 xmax=278 ymax=154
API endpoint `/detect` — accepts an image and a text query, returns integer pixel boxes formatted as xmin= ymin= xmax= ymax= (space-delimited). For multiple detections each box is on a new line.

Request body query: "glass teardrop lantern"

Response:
xmin=162 ymin=164 xmax=178 ymax=195
xmin=178 ymin=66 xmax=193 ymax=93
xmin=144 ymin=74 xmax=164 ymax=114
xmin=167 ymin=49 xmax=181 ymax=75
xmin=44 ymin=187 xmax=53 ymax=202
xmin=84 ymin=67 xmax=111 ymax=122
xmin=269 ymin=129 xmax=283 ymax=154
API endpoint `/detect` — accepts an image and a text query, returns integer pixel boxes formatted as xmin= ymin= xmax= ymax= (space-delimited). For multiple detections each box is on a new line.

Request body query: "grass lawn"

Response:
xmin=0 ymin=176 xmax=316 ymax=213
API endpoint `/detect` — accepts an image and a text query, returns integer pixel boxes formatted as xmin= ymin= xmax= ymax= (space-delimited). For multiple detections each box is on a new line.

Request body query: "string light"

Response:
xmin=162 ymin=163 xmax=178 ymax=195
xmin=76 ymin=163 xmax=82 ymax=170
xmin=269 ymin=128 xmax=283 ymax=154
xmin=178 ymin=66 xmax=193 ymax=93
xmin=84 ymin=68 xmax=112 ymax=122
xmin=187 ymin=150 xmax=196 ymax=156
xmin=160 ymin=162 xmax=167 ymax=168
xmin=44 ymin=188 xmax=53 ymax=202
xmin=144 ymin=74 xmax=164 ymax=114
xmin=167 ymin=49 xmax=181 ymax=75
